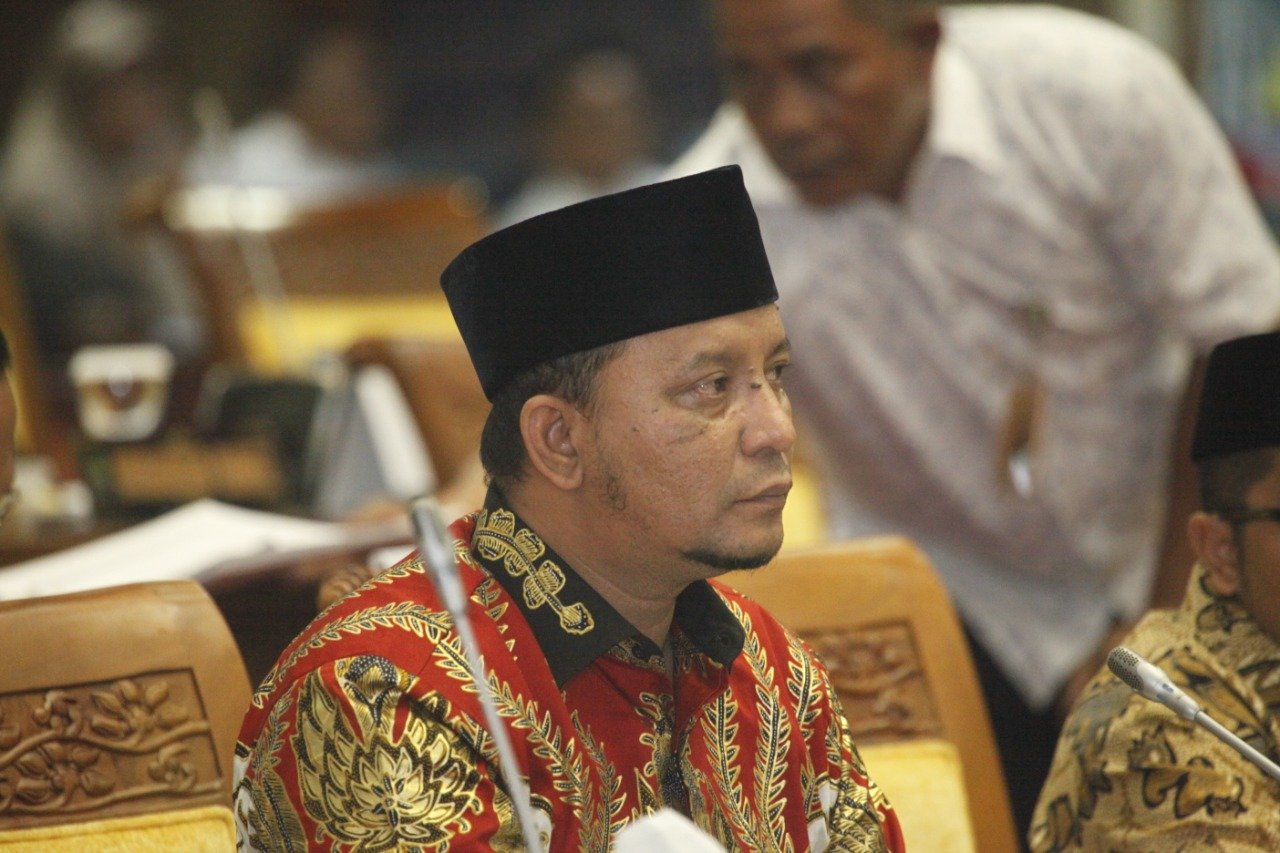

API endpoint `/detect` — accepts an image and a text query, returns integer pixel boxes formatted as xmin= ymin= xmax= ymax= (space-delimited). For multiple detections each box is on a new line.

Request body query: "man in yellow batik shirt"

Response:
xmin=1031 ymin=330 xmax=1280 ymax=850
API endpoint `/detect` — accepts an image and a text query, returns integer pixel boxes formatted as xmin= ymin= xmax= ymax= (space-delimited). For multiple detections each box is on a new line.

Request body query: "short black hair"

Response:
xmin=1199 ymin=447 xmax=1280 ymax=516
xmin=479 ymin=340 xmax=625 ymax=491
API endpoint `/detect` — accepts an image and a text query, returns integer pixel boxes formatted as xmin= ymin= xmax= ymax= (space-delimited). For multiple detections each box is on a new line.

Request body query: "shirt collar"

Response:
xmin=471 ymin=489 xmax=745 ymax=687
xmin=922 ymin=37 xmax=1003 ymax=176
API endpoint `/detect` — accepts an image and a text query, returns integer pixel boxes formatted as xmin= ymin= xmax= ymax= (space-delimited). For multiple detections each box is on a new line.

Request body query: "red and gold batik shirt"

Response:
xmin=233 ymin=496 xmax=904 ymax=851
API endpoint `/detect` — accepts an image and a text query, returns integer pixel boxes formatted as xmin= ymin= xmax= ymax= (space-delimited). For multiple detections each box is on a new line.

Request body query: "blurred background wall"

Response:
xmin=1 ymin=0 xmax=1212 ymax=208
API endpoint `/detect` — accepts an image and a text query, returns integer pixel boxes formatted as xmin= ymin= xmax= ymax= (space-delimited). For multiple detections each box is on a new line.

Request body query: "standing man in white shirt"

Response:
xmin=671 ymin=0 xmax=1280 ymax=837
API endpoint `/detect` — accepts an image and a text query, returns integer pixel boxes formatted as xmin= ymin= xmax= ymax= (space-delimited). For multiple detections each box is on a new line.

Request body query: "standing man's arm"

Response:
xmin=1055 ymin=28 xmax=1280 ymax=714
xmin=1150 ymin=357 xmax=1208 ymax=608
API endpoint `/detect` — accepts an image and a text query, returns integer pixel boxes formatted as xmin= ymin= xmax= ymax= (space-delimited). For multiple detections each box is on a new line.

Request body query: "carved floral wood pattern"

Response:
xmin=801 ymin=620 xmax=944 ymax=744
xmin=0 ymin=668 xmax=223 ymax=828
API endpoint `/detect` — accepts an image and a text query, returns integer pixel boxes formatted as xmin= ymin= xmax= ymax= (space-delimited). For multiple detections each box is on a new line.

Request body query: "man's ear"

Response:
xmin=520 ymin=394 xmax=584 ymax=491
xmin=1188 ymin=511 xmax=1241 ymax=596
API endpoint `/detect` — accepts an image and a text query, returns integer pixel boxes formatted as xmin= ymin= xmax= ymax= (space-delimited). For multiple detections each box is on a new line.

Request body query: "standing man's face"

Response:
xmin=577 ymin=305 xmax=795 ymax=582
xmin=713 ymin=0 xmax=936 ymax=205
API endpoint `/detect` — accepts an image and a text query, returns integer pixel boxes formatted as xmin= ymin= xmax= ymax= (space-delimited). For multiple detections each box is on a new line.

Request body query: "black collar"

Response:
xmin=471 ymin=489 xmax=745 ymax=687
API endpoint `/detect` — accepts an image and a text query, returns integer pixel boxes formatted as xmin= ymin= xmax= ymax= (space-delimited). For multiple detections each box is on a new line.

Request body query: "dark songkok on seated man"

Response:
xmin=233 ymin=166 xmax=905 ymax=851
xmin=1031 ymin=330 xmax=1280 ymax=850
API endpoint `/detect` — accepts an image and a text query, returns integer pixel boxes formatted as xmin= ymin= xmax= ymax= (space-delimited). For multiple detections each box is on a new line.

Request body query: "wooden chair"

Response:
xmin=724 ymin=536 xmax=1018 ymax=853
xmin=165 ymin=180 xmax=489 ymax=372
xmin=0 ymin=580 xmax=250 ymax=847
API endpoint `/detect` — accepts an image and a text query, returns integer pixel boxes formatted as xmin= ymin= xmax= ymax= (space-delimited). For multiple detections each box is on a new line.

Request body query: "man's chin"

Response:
xmin=682 ymin=543 xmax=782 ymax=573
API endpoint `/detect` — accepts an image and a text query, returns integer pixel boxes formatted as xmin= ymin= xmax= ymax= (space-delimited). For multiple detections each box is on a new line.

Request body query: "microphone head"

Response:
xmin=1107 ymin=645 xmax=1145 ymax=693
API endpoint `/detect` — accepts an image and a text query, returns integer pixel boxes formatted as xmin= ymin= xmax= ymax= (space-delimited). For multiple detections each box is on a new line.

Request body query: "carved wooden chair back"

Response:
xmin=166 ymin=181 xmax=489 ymax=367
xmin=0 ymin=580 xmax=250 ymax=832
xmin=724 ymin=536 xmax=1018 ymax=853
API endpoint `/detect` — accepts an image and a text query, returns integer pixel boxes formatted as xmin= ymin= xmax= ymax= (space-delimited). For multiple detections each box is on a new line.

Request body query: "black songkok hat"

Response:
xmin=441 ymin=165 xmax=778 ymax=400
xmin=1190 ymin=330 xmax=1280 ymax=462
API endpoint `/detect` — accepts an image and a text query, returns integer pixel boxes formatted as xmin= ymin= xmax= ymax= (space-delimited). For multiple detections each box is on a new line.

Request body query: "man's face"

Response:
xmin=1235 ymin=461 xmax=1280 ymax=643
xmin=713 ymin=0 xmax=935 ymax=205
xmin=579 ymin=305 xmax=795 ymax=581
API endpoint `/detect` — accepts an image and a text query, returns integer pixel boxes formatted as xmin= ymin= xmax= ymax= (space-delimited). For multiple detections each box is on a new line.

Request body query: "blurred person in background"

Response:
xmin=185 ymin=15 xmax=404 ymax=207
xmin=1 ymin=0 xmax=206 ymax=398
xmin=498 ymin=45 xmax=665 ymax=227
xmin=672 ymin=0 xmax=1280 ymax=838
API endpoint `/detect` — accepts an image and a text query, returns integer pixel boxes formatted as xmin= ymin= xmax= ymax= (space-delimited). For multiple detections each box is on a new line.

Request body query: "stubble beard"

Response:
xmin=679 ymin=544 xmax=780 ymax=573
xmin=596 ymin=448 xmax=784 ymax=574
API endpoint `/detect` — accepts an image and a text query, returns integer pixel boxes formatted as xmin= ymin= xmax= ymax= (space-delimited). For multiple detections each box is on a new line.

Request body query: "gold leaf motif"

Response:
xmin=294 ymin=667 xmax=482 ymax=848
xmin=475 ymin=511 xmax=596 ymax=636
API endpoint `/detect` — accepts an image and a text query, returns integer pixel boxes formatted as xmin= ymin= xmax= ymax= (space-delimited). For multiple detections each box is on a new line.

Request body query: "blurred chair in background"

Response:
xmin=165 ymin=179 xmax=488 ymax=373
xmin=725 ymin=537 xmax=1019 ymax=853
xmin=0 ymin=580 xmax=248 ymax=850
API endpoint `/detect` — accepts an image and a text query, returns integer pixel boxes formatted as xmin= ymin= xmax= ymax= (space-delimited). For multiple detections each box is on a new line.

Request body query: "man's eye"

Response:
xmin=768 ymin=362 xmax=789 ymax=383
xmin=793 ymin=49 xmax=851 ymax=91
xmin=697 ymin=376 xmax=730 ymax=395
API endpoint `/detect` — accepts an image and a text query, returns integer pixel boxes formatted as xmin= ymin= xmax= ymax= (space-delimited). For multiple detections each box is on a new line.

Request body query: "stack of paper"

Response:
xmin=0 ymin=499 xmax=366 ymax=601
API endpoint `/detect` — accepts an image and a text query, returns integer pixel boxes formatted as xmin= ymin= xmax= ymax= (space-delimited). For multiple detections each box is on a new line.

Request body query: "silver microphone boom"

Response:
xmin=410 ymin=497 xmax=545 ymax=852
xmin=1107 ymin=646 xmax=1280 ymax=783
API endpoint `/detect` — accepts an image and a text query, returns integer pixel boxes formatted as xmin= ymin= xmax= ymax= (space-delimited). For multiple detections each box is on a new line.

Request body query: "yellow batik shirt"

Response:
xmin=1030 ymin=563 xmax=1280 ymax=851
xmin=233 ymin=495 xmax=904 ymax=852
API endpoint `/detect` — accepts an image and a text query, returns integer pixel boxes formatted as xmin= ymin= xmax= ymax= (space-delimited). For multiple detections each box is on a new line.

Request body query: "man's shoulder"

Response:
xmin=945 ymin=5 xmax=1161 ymax=61
xmin=945 ymin=5 xmax=1180 ymax=98
xmin=242 ymin=553 xmax=495 ymax=721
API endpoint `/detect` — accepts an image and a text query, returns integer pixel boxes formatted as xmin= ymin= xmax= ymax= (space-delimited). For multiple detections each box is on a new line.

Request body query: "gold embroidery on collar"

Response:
xmin=475 ymin=508 xmax=595 ymax=635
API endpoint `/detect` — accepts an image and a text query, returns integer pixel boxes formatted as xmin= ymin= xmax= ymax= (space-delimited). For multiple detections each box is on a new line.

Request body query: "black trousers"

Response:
xmin=963 ymin=625 xmax=1064 ymax=852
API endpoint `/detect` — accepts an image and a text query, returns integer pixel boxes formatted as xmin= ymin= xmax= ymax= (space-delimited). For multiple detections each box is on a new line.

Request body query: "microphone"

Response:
xmin=409 ymin=497 xmax=545 ymax=852
xmin=1107 ymin=646 xmax=1280 ymax=783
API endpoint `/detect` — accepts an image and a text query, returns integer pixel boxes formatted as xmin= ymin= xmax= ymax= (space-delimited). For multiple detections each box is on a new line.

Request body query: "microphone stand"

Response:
xmin=409 ymin=497 xmax=544 ymax=851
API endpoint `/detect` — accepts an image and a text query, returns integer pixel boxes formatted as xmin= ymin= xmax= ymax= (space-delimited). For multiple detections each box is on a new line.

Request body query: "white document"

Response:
xmin=0 ymin=498 xmax=358 ymax=602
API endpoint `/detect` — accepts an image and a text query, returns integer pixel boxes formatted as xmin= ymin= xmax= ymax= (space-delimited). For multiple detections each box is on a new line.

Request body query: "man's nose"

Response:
xmin=741 ymin=381 xmax=796 ymax=457
xmin=756 ymin=78 xmax=825 ymax=144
